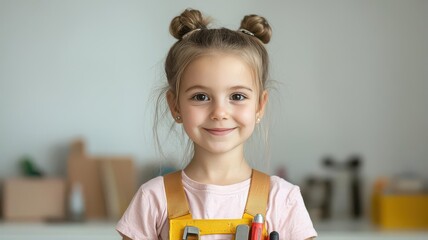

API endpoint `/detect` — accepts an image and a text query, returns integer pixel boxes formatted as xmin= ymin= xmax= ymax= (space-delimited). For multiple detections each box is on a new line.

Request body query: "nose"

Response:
xmin=210 ymin=100 xmax=229 ymax=121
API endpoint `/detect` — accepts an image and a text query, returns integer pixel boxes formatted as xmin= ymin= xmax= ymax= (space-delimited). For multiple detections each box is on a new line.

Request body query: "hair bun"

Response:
xmin=170 ymin=9 xmax=210 ymax=40
xmin=240 ymin=14 xmax=272 ymax=44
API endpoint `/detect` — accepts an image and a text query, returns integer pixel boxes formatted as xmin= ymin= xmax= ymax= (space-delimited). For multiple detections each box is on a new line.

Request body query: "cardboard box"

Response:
xmin=67 ymin=139 xmax=136 ymax=220
xmin=2 ymin=178 xmax=66 ymax=221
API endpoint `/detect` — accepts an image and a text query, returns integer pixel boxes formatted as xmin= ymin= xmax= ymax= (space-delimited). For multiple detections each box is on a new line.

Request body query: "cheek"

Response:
xmin=182 ymin=107 xmax=205 ymax=124
xmin=235 ymin=105 xmax=257 ymax=123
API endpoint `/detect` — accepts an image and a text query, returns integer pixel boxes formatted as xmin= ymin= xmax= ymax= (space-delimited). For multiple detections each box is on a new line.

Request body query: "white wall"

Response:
xmin=1 ymin=0 xmax=427 ymax=189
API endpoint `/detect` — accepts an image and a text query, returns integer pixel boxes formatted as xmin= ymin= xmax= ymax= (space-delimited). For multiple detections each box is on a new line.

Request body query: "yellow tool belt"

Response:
xmin=163 ymin=169 xmax=270 ymax=239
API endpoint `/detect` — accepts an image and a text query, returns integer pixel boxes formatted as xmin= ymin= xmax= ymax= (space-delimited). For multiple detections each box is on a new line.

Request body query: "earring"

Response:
xmin=256 ymin=117 xmax=261 ymax=123
xmin=175 ymin=116 xmax=181 ymax=121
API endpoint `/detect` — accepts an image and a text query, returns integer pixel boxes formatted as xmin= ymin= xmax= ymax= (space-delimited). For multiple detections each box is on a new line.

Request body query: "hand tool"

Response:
xmin=250 ymin=214 xmax=264 ymax=240
xmin=235 ymin=224 xmax=250 ymax=240
xmin=269 ymin=231 xmax=279 ymax=240
xmin=182 ymin=226 xmax=199 ymax=240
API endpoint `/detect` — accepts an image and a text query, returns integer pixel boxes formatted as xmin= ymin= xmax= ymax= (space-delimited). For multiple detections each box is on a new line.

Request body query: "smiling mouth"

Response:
xmin=204 ymin=128 xmax=236 ymax=136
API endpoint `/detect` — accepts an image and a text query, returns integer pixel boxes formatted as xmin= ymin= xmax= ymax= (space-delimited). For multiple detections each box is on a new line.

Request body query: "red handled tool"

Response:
xmin=250 ymin=213 xmax=264 ymax=240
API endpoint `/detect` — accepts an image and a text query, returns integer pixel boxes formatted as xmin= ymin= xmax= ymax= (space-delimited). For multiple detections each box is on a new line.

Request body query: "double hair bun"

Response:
xmin=169 ymin=9 xmax=272 ymax=44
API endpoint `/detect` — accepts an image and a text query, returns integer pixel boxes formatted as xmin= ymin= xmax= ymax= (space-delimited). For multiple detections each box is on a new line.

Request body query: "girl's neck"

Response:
xmin=183 ymin=147 xmax=252 ymax=185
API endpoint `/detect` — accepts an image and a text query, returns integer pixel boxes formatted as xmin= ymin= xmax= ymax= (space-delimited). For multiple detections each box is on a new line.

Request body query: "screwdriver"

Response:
xmin=250 ymin=214 xmax=264 ymax=240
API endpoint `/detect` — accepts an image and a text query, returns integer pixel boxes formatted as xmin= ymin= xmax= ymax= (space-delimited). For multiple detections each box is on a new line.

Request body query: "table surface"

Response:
xmin=0 ymin=219 xmax=427 ymax=240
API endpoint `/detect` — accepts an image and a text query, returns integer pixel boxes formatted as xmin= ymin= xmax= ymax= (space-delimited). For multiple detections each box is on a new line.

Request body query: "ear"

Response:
xmin=166 ymin=90 xmax=181 ymax=122
xmin=256 ymin=90 xmax=269 ymax=119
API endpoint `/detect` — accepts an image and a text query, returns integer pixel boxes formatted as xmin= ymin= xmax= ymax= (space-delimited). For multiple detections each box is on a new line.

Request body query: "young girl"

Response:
xmin=116 ymin=9 xmax=317 ymax=240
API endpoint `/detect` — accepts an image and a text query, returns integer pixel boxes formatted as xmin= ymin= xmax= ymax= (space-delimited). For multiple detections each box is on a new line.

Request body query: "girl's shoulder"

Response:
xmin=269 ymin=175 xmax=295 ymax=188
xmin=138 ymin=175 xmax=166 ymax=195
xmin=268 ymin=176 xmax=318 ymax=239
xmin=269 ymin=175 xmax=303 ymax=204
xmin=144 ymin=175 xmax=165 ymax=185
xmin=116 ymin=176 xmax=169 ymax=239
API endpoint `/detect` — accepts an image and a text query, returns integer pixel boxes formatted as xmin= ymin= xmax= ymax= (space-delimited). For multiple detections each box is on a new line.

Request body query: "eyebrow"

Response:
xmin=184 ymin=85 xmax=254 ymax=93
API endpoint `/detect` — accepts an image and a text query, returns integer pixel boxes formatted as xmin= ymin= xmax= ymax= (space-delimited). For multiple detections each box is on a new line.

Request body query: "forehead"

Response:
xmin=181 ymin=53 xmax=256 ymax=89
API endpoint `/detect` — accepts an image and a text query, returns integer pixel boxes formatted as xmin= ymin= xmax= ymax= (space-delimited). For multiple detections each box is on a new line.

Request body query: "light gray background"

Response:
xmin=1 ymin=0 xmax=427 ymax=205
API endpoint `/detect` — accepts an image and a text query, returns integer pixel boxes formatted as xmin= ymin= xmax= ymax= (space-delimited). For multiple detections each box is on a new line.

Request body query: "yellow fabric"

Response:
xmin=163 ymin=170 xmax=270 ymax=239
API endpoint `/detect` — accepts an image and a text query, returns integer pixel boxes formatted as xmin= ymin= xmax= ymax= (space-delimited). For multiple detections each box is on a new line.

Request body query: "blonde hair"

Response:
xmin=154 ymin=9 xmax=273 ymax=165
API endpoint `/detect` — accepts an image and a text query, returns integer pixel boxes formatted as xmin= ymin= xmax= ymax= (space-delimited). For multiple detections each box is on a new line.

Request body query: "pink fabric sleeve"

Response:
xmin=285 ymin=186 xmax=318 ymax=240
xmin=115 ymin=177 xmax=167 ymax=239
xmin=267 ymin=177 xmax=317 ymax=240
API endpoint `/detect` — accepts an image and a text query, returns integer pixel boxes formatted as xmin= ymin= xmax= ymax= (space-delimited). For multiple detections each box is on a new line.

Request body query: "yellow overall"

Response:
xmin=163 ymin=169 xmax=270 ymax=240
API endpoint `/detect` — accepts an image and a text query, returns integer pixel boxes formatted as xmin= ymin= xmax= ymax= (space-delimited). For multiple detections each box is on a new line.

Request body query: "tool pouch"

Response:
xmin=163 ymin=170 xmax=270 ymax=239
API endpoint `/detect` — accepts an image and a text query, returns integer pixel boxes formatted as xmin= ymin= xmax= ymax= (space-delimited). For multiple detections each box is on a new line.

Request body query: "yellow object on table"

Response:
xmin=378 ymin=194 xmax=428 ymax=229
xmin=371 ymin=178 xmax=428 ymax=230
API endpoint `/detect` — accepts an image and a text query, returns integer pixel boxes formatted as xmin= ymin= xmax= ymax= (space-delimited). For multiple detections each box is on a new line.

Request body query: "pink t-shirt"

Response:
xmin=116 ymin=171 xmax=317 ymax=240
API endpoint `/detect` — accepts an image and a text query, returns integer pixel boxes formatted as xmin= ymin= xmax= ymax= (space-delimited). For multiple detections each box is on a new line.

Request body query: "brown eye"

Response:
xmin=230 ymin=93 xmax=246 ymax=101
xmin=192 ymin=93 xmax=210 ymax=101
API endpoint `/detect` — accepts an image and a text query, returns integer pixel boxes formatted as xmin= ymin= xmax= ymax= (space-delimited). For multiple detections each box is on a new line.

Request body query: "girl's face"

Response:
xmin=168 ymin=53 xmax=268 ymax=156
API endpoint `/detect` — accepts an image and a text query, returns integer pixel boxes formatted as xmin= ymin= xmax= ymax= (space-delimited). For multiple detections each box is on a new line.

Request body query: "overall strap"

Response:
xmin=244 ymin=169 xmax=271 ymax=217
xmin=163 ymin=171 xmax=192 ymax=219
